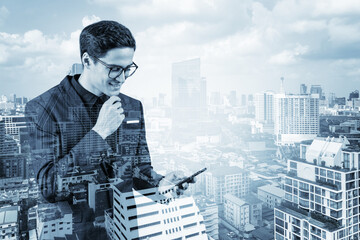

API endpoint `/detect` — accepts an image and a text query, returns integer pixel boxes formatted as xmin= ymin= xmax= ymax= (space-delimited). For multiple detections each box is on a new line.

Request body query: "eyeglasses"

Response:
xmin=91 ymin=55 xmax=138 ymax=79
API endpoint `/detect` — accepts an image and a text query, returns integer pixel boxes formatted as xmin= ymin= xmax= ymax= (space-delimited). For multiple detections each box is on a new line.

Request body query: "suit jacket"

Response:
xmin=25 ymin=75 xmax=162 ymax=203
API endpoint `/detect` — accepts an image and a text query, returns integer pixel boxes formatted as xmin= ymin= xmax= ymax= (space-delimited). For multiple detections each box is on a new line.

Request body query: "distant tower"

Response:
xmin=300 ymin=84 xmax=307 ymax=94
xmin=280 ymin=77 xmax=285 ymax=94
xmin=254 ymin=91 xmax=275 ymax=123
xmin=310 ymin=85 xmax=323 ymax=99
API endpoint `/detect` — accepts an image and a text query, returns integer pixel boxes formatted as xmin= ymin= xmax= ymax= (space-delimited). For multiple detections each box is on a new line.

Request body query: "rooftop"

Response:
xmin=193 ymin=195 xmax=217 ymax=209
xmin=258 ymin=185 xmax=285 ymax=198
xmin=224 ymin=194 xmax=262 ymax=206
xmin=224 ymin=194 xmax=246 ymax=206
xmin=208 ymin=166 xmax=248 ymax=177
xmin=0 ymin=206 xmax=18 ymax=225
xmin=276 ymin=205 xmax=340 ymax=232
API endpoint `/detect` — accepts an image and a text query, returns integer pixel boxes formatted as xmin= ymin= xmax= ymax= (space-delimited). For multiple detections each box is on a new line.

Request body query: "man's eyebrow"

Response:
xmin=107 ymin=63 xmax=133 ymax=68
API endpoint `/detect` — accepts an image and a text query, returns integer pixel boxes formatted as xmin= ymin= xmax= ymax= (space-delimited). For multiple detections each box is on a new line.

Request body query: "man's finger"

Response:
xmin=112 ymin=102 xmax=122 ymax=109
xmin=107 ymin=96 xmax=121 ymax=105
xmin=180 ymin=182 xmax=189 ymax=190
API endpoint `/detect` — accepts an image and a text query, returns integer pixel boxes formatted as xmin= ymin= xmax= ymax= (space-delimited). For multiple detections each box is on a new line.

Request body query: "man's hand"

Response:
xmin=159 ymin=171 xmax=196 ymax=198
xmin=92 ymin=96 xmax=125 ymax=139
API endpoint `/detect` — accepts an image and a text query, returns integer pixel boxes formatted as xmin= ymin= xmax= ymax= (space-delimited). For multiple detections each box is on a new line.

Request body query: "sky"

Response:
xmin=1 ymin=0 xmax=360 ymax=101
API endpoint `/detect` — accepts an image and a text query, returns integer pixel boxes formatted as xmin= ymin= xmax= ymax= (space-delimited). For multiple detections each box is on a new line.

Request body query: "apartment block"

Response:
xmin=194 ymin=194 xmax=219 ymax=240
xmin=224 ymin=194 xmax=262 ymax=229
xmin=36 ymin=201 xmax=73 ymax=239
xmin=105 ymin=181 xmax=208 ymax=240
xmin=258 ymin=185 xmax=285 ymax=209
xmin=274 ymin=93 xmax=319 ymax=145
xmin=205 ymin=166 xmax=250 ymax=204
xmin=275 ymin=137 xmax=360 ymax=240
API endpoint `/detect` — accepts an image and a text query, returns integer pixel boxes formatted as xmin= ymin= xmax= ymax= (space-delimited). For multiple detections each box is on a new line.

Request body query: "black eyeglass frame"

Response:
xmin=91 ymin=55 xmax=138 ymax=79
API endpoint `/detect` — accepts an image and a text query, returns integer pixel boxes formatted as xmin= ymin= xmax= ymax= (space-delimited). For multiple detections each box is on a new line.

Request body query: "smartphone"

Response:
xmin=174 ymin=168 xmax=207 ymax=187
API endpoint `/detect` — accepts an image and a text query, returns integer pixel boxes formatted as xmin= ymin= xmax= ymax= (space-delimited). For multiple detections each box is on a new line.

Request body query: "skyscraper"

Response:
xmin=105 ymin=182 xmax=208 ymax=240
xmin=171 ymin=58 xmax=207 ymax=141
xmin=310 ymin=85 xmax=323 ymax=99
xmin=300 ymin=84 xmax=307 ymax=95
xmin=255 ymin=91 xmax=275 ymax=123
xmin=275 ymin=136 xmax=360 ymax=240
xmin=274 ymin=93 xmax=319 ymax=145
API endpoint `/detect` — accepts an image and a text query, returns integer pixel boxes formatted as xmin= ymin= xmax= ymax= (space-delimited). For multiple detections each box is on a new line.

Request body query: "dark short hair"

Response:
xmin=79 ymin=20 xmax=136 ymax=59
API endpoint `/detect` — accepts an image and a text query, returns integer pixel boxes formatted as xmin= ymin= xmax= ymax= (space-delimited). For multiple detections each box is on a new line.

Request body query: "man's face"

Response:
xmin=87 ymin=47 xmax=135 ymax=96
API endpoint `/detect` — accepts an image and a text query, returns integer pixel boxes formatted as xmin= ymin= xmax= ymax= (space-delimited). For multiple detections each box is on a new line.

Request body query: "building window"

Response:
xmin=344 ymin=153 xmax=350 ymax=169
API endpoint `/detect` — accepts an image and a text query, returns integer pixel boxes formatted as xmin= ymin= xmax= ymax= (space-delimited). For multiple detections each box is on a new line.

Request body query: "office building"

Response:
xmin=36 ymin=201 xmax=73 ymax=239
xmin=228 ymin=91 xmax=237 ymax=107
xmin=0 ymin=120 xmax=19 ymax=154
xmin=205 ymin=166 xmax=250 ymax=204
xmin=255 ymin=91 xmax=275 ymax=123
xmin=105 ymin=182 xmax=208 ymax=240
xmin=194 ymin=195 xmax=219 ymax=240
xmin=0 ymin=205 xmax=19 ymax=240
xmin=275 ymin=136 xmax=360 ymax=240
xmin=300 ymin=84 xmax=307 ymax=95
xmin=57 ymin=170 xmax=97 ymax=197
xmin=310 ymin=85 xmax=324 ymax=99
xmin=274 ymin=93 xmax=319 ymax=145
xmin=224 ymin=194 xmax=262 ymax=229
xmin=0 ymin=154 xmax=27 ymax=179
xmin=210 ymin=92 xmax=222 ymax=106
xmin=0 ymin=115 xmax=27 ymax=139
xmin=171 ymin=58 xmax=207 ymax=141
xmin=257 ymin=185 xmax=284 ymax=209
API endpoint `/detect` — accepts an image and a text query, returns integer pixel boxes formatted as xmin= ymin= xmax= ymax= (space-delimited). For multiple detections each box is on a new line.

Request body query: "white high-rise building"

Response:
xmin=275 ymin=136 xmax=360 ymax=240
xmin=105 ymin=182 xmax=208 ymax=240
xmin=205 ymin=166 xmax=250 ymax=204
xmin=274 ymin=93 xmax=319 ymax=145
xmin=194 ymin=195 xmax=219 ymax=240
xmin=36 ymin=202 xmax=73 ymax=239
xmin=255 ymin=91 xmax=275 ymax=123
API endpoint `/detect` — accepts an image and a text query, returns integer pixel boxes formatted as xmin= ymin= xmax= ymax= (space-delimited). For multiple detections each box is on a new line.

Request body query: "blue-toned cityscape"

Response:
xmin=1 ymin=57 xmax=360 ymax=240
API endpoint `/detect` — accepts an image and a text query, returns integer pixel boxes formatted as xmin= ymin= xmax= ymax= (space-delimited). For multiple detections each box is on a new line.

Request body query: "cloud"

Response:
xmin=269 ymin=44 xmax=309 ymax=65
xmin=313 ymin=0 xmax=360 ymax=16
xmin=0 ymin=44 xmax=9 ymax=63
xmin=0 ymin=6 xmax=9 ymax=25
xmin=328 ymin=18 xmax=360 ymax=45
xmin=291 ymin=20 xmax=327 ymax=33
xmin=82 ymin=15 xmax=101 ymax=27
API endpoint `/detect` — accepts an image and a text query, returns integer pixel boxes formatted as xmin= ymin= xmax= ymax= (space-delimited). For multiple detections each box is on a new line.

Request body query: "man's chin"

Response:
xmin=106 ymin=88 xmax=121 ymax=96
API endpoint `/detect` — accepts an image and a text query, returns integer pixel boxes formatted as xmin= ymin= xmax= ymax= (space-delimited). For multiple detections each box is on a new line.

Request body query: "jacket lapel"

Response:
xmin=58 ymin=76 xmax=91 ymax=131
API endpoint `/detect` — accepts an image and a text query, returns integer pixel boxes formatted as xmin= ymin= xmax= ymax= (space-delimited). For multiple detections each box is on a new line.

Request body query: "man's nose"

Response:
xmin=116 ymin=71 xmax=126 ymax=83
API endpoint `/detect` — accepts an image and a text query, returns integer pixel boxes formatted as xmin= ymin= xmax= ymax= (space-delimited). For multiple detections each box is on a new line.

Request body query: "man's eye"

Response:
xmin=111 ymin=67 xmax=122 ymax=72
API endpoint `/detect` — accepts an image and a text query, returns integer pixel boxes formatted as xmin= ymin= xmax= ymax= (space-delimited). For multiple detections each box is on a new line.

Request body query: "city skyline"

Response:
xmin=1 ymin=0 xmax=360 ymax=100
xmin=2 ymin=1 xmax=360 ymax=239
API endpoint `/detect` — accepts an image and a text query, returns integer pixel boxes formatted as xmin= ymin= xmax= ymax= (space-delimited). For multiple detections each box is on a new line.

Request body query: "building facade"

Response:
xmin=105 ymin=182 xmax=208 ymax=240
xmin=274 ymin=94 xmax=319 ymax=145
xmin=194 ymin=195 xmax=219 ymax=240
xmin=205 ymin=166 xmax=250 ymax=204
xmin=224 ymin=194 xmax=262 ymax=229
xmin=0 ymin=205 xmax=19 ymax=240
xmin=275 ymin=137 xmax=360 ymax=240
xmin=36 ymin=202 xmax=73 ymax=240
xmin=255 ymin=91 xmax=275 ymax=124
xmin=258 ymin=185 xmax=285 ymax=209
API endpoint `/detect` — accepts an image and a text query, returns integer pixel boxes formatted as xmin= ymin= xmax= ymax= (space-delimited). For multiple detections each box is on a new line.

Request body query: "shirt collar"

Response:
xmin=71 ymin=74 xmax=105 ymax=107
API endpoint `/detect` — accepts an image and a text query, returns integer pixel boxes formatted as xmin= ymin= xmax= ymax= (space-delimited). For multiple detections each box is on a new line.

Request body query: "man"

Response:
xmin=25 ymin=20 xmax=186 ymax=203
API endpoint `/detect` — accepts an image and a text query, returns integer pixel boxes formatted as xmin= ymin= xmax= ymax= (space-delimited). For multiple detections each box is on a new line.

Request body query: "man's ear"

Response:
xmin=81 ymin=52 xmax=92 ymax=68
